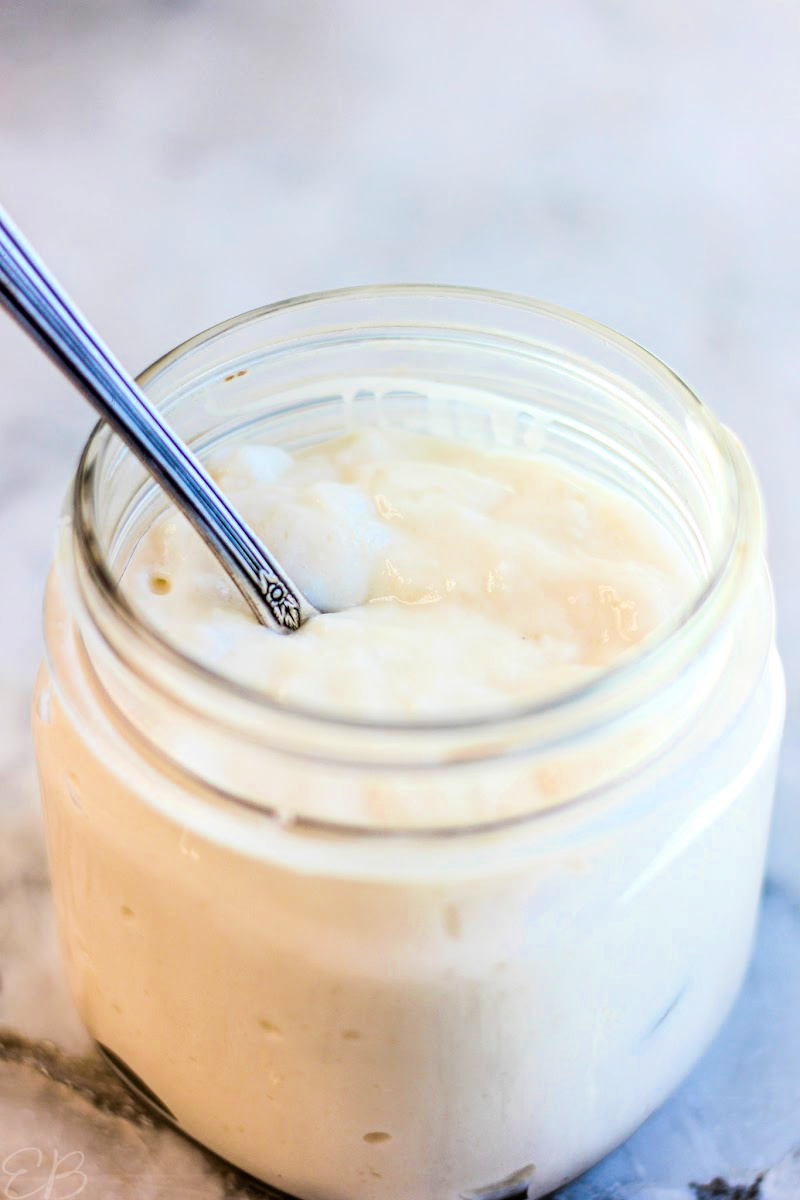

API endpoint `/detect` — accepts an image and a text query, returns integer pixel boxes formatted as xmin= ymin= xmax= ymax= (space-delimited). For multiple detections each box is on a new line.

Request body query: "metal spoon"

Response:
xmin=0 ymin=206 xmax=317 ymax=632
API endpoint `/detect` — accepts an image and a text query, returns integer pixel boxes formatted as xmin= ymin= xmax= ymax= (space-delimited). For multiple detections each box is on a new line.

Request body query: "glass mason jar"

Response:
xmin=32 ymin=287 xmax=784 ymax=1200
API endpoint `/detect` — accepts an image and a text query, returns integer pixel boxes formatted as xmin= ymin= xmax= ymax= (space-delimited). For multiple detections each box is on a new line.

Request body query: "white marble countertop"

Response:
xmin=1 ymin=1 xmax=799 ymax=1196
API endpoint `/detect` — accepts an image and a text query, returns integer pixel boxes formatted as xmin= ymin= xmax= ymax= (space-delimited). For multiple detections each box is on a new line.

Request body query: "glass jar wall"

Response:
xmin=33 ymin=288 xmax=784 ymax=1199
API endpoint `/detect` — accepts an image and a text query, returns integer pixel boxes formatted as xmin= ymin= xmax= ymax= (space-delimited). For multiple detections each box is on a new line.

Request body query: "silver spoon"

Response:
xmin=0 ymin=206 xmax=317 ymax=632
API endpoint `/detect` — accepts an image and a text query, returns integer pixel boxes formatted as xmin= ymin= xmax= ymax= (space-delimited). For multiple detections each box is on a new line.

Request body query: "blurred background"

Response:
xmin=0 ymin=0 xmax=799 ymax=1190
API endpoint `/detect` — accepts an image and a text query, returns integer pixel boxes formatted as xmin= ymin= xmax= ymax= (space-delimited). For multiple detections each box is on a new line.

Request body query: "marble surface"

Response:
xmin=1 ymin=1 xmax=799 ymax=1196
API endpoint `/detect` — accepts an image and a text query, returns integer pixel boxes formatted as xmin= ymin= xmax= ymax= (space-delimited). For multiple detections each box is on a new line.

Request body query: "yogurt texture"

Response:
xmin=123 ymin=429 xmax=694 ymax=719
xmin=33 ymin=408 xmax=783 ymax=1200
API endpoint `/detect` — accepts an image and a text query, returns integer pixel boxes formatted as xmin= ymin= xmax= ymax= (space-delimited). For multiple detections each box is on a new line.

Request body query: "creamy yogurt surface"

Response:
xmin=122 ymin=428 xmax=694 ymax=719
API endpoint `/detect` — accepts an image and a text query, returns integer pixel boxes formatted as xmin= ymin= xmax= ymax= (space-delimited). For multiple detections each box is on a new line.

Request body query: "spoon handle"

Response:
xmin=0 ymin=207 xmax=316 ymax=632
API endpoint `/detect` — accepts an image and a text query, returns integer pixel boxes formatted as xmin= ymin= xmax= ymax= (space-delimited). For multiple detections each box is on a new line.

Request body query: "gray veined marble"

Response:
xmin=1 ymin=0 xmax=799 ymax=1196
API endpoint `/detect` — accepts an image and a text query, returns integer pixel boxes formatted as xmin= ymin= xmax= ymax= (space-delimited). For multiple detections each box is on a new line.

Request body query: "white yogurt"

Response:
xmin=33 ymin=419 xmax=783 ymax=1199
xmin=122 ymin=429 xmax=694 ymax=722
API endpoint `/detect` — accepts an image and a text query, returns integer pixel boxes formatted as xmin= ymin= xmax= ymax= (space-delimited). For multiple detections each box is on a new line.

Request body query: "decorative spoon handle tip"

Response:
xmin=0 ymin=205 xmax=317 ymax=633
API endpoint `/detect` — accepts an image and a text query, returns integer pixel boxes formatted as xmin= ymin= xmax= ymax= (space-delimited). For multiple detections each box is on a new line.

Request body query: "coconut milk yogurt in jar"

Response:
xmin=33 ymin=288 xmax=784 ymax=1199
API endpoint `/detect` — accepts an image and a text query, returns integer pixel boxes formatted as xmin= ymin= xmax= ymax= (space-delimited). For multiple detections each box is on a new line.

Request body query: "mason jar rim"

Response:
xmin=71 ymin=283 xmax=759 ymax=749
